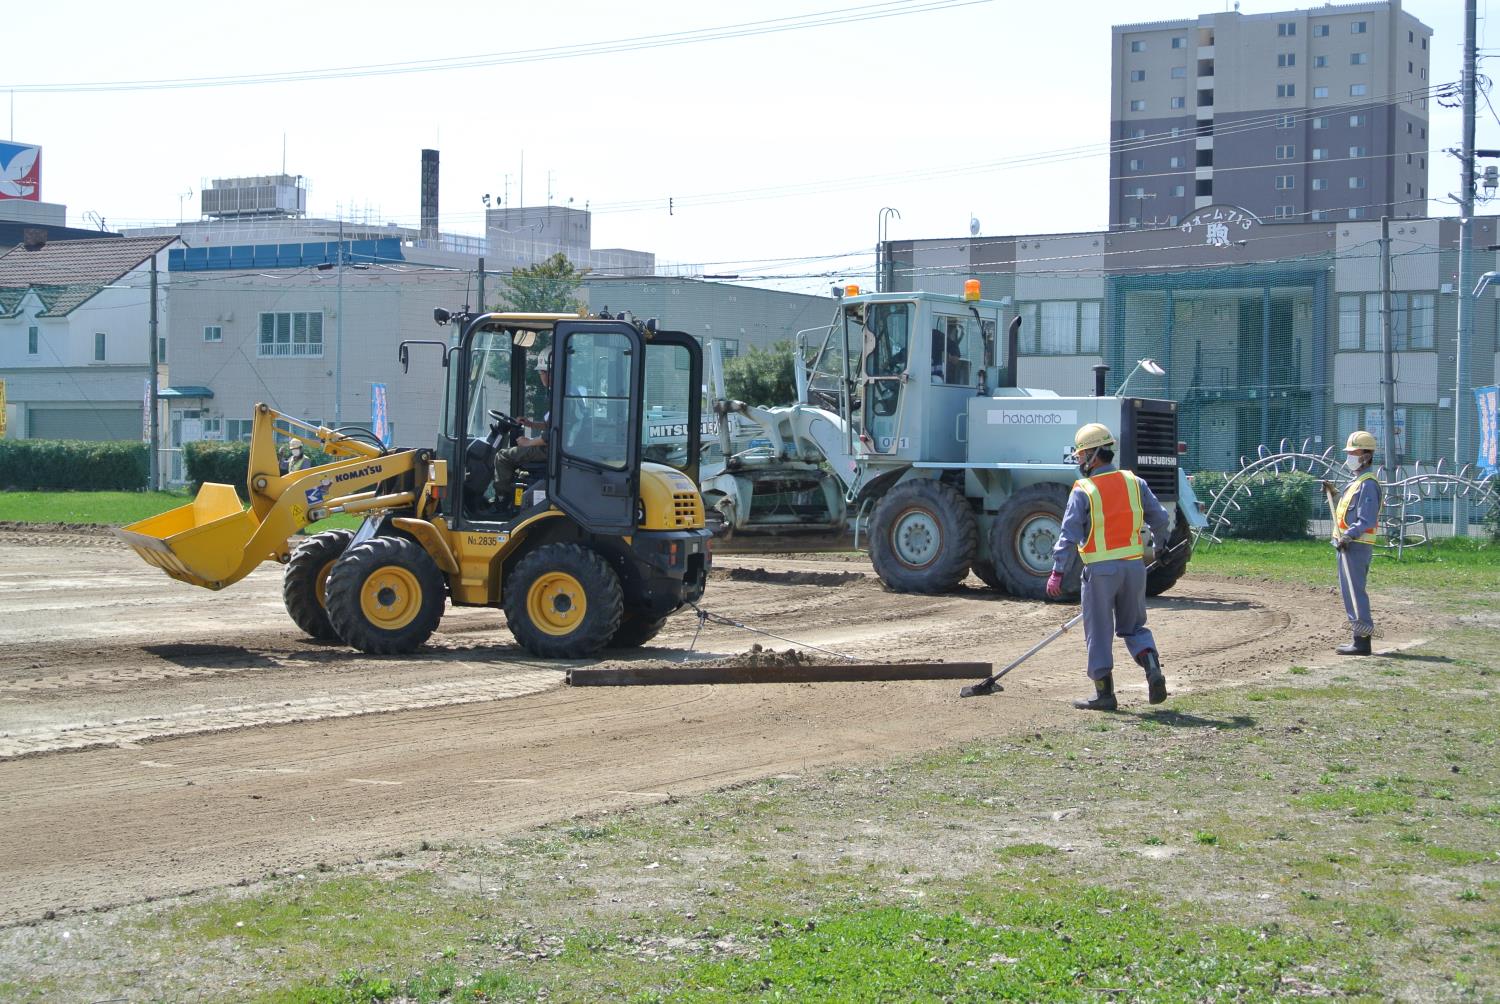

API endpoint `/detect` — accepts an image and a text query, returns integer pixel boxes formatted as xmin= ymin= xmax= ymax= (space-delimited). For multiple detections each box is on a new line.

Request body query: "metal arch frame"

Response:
xmin=1195 ymin=439 xmax=1499 ymax=559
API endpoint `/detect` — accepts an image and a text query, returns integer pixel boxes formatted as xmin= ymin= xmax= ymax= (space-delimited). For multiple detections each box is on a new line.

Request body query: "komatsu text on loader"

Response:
xmin=118 ymin=310 xmax=712 ymax=658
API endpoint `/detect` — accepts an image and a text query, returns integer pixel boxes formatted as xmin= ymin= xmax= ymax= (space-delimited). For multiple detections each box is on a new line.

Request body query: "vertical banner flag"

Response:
xmin=0 ymin=378 xmax=7 ymax=438
xmin=371 ymin=382 xmax=389 ymax=446
xmin=1476 ymin=385 xmax=1499 ymax=477
xmin=143 ymin=378 xmax=152 ymax=442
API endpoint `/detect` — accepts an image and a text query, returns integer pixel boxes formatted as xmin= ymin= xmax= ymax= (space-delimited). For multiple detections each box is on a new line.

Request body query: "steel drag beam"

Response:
xmin=567 ymin=662 xmax=992 ymax=687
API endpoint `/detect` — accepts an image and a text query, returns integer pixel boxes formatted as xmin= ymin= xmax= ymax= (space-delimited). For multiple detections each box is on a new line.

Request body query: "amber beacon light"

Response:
xmin=963 ymin=279 xmax=981 ymax=302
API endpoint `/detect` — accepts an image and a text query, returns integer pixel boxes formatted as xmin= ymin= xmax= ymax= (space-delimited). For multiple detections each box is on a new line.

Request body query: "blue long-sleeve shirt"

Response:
xmin=1050 ymin=464 xmax=1172 ymax=575
xmin=1338 ymin=469 xmax=1382 ymax=544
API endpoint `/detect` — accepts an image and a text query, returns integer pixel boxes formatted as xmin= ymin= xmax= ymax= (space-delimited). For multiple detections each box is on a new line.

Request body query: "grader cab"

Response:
xmin=117 ymin=311 xmax=712 ymax=658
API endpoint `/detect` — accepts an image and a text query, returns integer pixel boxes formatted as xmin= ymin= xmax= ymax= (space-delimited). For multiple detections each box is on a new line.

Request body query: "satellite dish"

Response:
xmin=969 ymin=216 xmax=981 ymax=236
xmin=1140 ymin=358 xmax=1167 ymax=376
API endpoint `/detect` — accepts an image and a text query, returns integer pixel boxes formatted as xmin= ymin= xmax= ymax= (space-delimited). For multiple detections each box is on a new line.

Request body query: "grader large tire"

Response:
xmin=1146 ymin=520 xmax=1193 ymax=597
xmin=325 ymin=536 xmax=447 ymax=655
xmin=992 ymin=483 xmax=1080 ymax=601
xmin=609 ymin=612 xmax=669 ymax=649
xmin=868 ymin=479 xmax=978 ymax=594
xmin=970 ymin=558 xmax=1003 ymax=591
xmin=504 ymin=542 xmax=624 ymax=658
xmin=282 ymin=529 xmax=356 ymax=640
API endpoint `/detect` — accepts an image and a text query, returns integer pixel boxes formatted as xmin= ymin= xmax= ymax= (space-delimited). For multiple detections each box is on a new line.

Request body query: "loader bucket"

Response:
xmin=115 ymin=483 xmax=262 ymax=590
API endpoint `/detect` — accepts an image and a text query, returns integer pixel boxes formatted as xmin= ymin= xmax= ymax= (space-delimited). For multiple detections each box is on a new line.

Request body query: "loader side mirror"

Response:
xmin=399 ymin=339 xmax=451 ymax=372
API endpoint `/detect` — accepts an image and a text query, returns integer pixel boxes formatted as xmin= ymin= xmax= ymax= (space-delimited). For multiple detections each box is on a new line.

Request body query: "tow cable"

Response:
xmin=684 ymin=602 xmax=855 ymax=662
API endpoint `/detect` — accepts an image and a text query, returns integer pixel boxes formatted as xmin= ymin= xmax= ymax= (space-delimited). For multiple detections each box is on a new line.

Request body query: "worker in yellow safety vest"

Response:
xmin=1327 ymin=430 xmax=1383 ymax=656
xmin=1047 ymin=423 xmax=1174 ymax=711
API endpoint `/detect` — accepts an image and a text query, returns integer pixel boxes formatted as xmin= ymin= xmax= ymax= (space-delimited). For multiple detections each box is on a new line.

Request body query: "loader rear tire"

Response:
xmin=869 ymin=479 xmax=978 ymax=594
xmin=326 ymin=536 xmax=446 ymax=655
xmin=1146 ymin=520 xmax=1193 ymax=597
xmin=610 ymin=612 xmax=669 ymax=649
xmin=283 ymin=529 xmax=355 ymax=640
xmin=992 ymin=483 xmax=1080 ymax=601
xmin=504 ymin=542 xmax=623 ymax=658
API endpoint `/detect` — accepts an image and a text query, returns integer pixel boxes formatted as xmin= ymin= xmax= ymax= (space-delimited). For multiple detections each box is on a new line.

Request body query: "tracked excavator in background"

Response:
xmin=698 ymin=282 xmax=1207 ymax=600
xmin=118 ymin=310 xmax=712 ymax=657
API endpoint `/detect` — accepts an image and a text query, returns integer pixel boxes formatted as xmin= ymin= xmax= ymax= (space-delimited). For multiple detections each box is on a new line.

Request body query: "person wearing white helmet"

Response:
xmin=1326 ymin=430 xmax=1383 ymax=655
xmin=492 ymin=351 xmax=553 ymax=513
xmin=1047 ymin=422 xmax=1173 ymax=711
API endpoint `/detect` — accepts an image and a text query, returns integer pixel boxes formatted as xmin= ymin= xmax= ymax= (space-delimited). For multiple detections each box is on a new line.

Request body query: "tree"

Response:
xmin=724 ymin=340 xmax=797 ymax=407
xmin=494 ymin=254 xmax=588 ymax=413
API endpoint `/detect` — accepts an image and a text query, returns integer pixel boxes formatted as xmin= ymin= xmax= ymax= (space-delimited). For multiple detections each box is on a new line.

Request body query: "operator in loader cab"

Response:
xmin=1047 ymin=423 xmax=1172 ymax=711
xmin=493 ymin=351 xmax=552 ymax=513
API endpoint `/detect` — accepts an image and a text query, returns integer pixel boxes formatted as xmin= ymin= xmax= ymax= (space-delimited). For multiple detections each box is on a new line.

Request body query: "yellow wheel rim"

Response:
xmin=526 ymin=571 xmax=588 ymax=637
xmin=314 ymin=559 xmax=337 ymax=610
xmin=358 ymin=565 xmax=423 ymax=631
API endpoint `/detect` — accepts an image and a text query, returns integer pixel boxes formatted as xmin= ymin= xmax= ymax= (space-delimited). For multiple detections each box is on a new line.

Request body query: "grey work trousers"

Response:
xmin=1079 ymin=558 xmax=1156 ymax=680
xmin=494 ymin=444 xmax=548 ymax=501
xmin=1336 ymin=542 xmax=1374 ymax=637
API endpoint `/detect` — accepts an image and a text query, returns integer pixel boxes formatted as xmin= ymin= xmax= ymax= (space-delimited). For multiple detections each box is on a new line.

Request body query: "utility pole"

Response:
xmin=334 ymin=218 xmax=344 ymax=428
xmin=476 ymin=256 xmax=486 ymax=313
xmin=1379 ymin=217 xmax=1398 ymax=476
xmin=148 ymin=254 xmax=160 ymax=490
xmin=1454 ymin=0 xmax=1478 ymax=533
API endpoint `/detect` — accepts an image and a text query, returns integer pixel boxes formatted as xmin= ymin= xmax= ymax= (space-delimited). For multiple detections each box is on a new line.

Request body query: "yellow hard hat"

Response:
xmin=1344 ymin=430 xmax=1378 ymax=452
xmin=1074 ymin=423 xmax=1116 ymax=452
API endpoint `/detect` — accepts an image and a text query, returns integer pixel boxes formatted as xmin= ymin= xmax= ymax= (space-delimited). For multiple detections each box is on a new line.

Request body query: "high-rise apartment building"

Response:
xmin=1109 ymin=2 xmax=1432 ymax=229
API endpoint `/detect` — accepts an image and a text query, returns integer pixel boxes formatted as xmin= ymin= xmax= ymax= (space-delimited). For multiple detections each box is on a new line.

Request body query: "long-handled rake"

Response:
xmin=958 ymin=537 xmax=1191 ymax=699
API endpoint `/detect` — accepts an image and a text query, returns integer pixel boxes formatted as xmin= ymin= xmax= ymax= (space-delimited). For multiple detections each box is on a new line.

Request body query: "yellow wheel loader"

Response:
xmin=117 ymin=310 xmax=713 ymax=658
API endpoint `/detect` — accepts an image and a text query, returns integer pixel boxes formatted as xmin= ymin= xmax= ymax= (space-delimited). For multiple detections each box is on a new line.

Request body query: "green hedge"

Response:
xmin=0 ymin=439 xmax=149 ymax=491
xmin=183 ymin=441 xmax=250 ymax=498
xmin=1191 ymin=469 xmax=1317 ymax=541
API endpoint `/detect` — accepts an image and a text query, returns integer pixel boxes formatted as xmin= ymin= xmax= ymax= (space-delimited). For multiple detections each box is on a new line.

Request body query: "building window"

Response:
xmin=1130 ymin=99 xmax=1146 ymax=111
xmin=1351 ymin=52 xmax=1368 ymax=65
xmin=204 ymin=325 xmax=222 ymax=342
xmin=27 ymin=325 xmax=38 ymax=355
xmin=1130 ymin=39 xmax=1145 ymax=52
xmin=1407 ymin=123 xmax=1414 ymax=135
xmin=1349 ymin=176 xmax=1367 ymax=189
xmin=1349 ymin=83 xmax=1367 ymax=96
xmin=1275 ymin=175 xmax=1295 ymax=190
xmin=1422 ymin=36 xmax=1427 ymax=50
xmin=94 ymin=332 xmax=106 ymax=361
xmin=1278 ymin=22 xmax=1296 ymax=36
xmin=1025 ymin=300 xmax=1104 ymax=356
xmin=258 ymin=311 xmax=325 ymax=358
xmin=1347 ymin=293 xmax=1435 ymax=351
xmin=1350 ymin=113 xmax=1366 ymax=127
xmin=1172 ymin=184 xmax=1186 ymax=197
xmin=1352 ymin=20 xmax=1367 ymax=34
xmin=1312 ymin=148 xmax=1328 ymax=160
xmin=1278 ymin=53 xmax=1296 ymax=67
xmin=1130 ymin=127 xmax=1147 ymax=139
xmin=1274 ymin=205 xmax=1296 ymax=218
xmin=1338 ymin=295 xmax=1362 ymax=349
xmin=1314 ymin=24 xmax=1330 ymax=37
xmin=1408 ymin=60 xmax=1414 ymax=73
xmin=158 ymin=336 xmax=167 ymax=363
xmin=1128 ymin=158 xmax=1144 ymax=171
xmin=1409 ymin=30 xmax=1414 ymax=43
xmin=1170 ymin=96 xmax=1185 ymax=109
xmin=1130 ymin=69 xmax=1146 ymax=82
xmin=1278 ymin=114 xmax=1296 ymax=128
xmin=1277 ymin=83 xmax=1296 ymax=98
xmin=1406 ymin=182 xmax=1413 ymax=194
xmin=1310 ymin=210 xmax=1325 ymax=221
xmin=1420 ymin=67 xmax=1426 ymax=80
xmin=1313 ymin=86 xmax=1329 ymax=99
xmin=1167 ymin=215 xmax=1179 ymax=226
xmin=1171 ymin=35 xmax=1187 ymax=48
xmin=1406 ymin=152 xmax=1413 ymax=165
xmin=1314 ymin=54 xmax=1328 ymax=68
xmin=1349 ymin=145 xmax=1368 ymax=158
xmin=1348 ymin=207 xmax=1364 ymax=220
xmin=1170 ymin=127 xmax=1182 ymax=137
xmin=1312 ymin=178 xmax=1328 ymax=190
xmin=1171 ymin=66 xmax=1187 ymax=79
xmin=1168 ymin=156 xmax=1184 ymax=168
xmin=1275 ymin=145 xmax=1296 ymax=160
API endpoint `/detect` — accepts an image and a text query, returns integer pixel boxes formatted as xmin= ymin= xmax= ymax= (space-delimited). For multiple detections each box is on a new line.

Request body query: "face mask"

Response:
xmin=1077 ymin=451 xmax=1094 ymax=476
xmin=1344 ymin=455 xmax=1364 ymax=472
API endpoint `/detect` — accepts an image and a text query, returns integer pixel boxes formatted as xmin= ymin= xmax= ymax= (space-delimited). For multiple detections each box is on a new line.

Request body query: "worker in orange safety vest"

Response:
xmin=1047 ymin=423 xmax=1173 ymax=711
xmin=1325 ymin=430 xmax=1383 ymax=656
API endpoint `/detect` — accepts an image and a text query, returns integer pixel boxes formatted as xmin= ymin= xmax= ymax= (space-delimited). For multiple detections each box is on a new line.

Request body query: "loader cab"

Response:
xmin=443 ymin=312 xmax=703 ymax=534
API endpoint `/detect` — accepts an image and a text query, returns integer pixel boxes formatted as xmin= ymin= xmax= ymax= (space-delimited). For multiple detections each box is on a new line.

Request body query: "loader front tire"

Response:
xmin=504 ymin=543 xmax=623 ymax=658
xmin=283 ymin=528 xmax=355 ymax=640
xmin=326 ymin=536 xmax=446 ymax=655
xmin=993 ymin=483 xmax=1079 ymax=601
xmin=869 ymin=479 xmax=978 ymax=594
xmin=609 ymin=612 xmax=669 ymax=649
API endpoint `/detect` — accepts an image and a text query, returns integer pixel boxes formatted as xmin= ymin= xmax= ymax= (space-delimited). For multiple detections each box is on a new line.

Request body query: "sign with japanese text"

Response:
xmin=1476 ymin=385 xmax=1498 ymax=476
xmin=1177 ymin=205 xmax=1261 ymax=249
xmin=371 ymin=382 xmax=389 ymax=446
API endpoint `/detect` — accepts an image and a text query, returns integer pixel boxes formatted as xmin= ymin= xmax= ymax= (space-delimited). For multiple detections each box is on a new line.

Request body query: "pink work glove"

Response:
xmin=1045 ymin=571 xmax=1063 ymax=598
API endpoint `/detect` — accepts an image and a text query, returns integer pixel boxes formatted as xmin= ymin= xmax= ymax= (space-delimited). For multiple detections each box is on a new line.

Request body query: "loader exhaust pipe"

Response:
xmin=1001 ymin=315 xmax=1021 ymax=388
xmin=1093 ymin=363 xmax=1110 ymax=398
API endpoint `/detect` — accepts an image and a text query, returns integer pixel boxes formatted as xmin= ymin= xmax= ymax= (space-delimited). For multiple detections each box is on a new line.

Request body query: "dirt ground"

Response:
xmin=0 ymin=527 xmax=1426 ymax=928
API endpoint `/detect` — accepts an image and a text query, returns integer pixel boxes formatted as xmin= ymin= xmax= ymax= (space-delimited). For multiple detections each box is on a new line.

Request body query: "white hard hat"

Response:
xmin=1074 ymin=423 xmax=1116 ymax=452
xmin=1344 ymin=430 xmax=1378 ymax=452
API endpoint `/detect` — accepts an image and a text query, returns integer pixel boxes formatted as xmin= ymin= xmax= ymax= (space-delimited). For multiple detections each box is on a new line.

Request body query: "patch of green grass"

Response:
xmin=993 ymin=842 xmax=1057 ymax=860
xmin=0 ymin=489 xmax=192 ymax=525
xmin=1421 ymin=845 xmax=1494 ymax=866
xmin=1294 ymin=785 xmax=1415 ymax=817
xmin=264 ymin=965 xmax=534 ymax=1004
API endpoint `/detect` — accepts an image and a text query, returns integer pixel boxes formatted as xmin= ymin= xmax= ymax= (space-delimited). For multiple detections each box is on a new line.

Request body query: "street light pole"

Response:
xmin=148 ymin=254 xmax=160 ymax=490
xmin=876 ymin=207 xmax=900 ymax=292
xmin=334 ymin=217 xmax=344 ymax=428
xmin=1454 ymin=0 xmax=1478 ymax=533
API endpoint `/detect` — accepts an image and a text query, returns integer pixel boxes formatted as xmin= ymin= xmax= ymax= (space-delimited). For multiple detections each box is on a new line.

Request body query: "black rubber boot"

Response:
xmin=1335 ymin=635 xmax=1372 ymax=656
xmin=1137 ymin=648 xmax=1168 ymax=705
xmin=1073 ymin=673 xmax=1117 ymax=711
